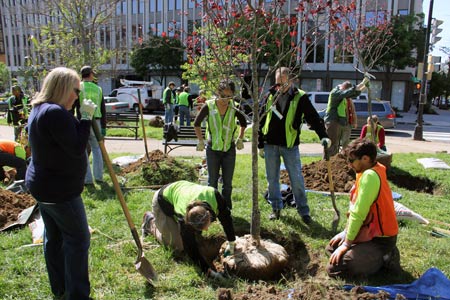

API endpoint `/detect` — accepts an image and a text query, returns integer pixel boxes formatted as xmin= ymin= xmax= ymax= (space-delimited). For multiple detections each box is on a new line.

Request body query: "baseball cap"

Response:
xmin=80 ymin=66 xmax=94 ymax=77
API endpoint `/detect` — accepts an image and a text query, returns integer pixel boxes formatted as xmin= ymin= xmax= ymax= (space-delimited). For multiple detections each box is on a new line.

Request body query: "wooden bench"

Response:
xmin=105 ymin=112 xmax=140 ymax=140
xmin=162 ymin=125 xmax=206 ymax=154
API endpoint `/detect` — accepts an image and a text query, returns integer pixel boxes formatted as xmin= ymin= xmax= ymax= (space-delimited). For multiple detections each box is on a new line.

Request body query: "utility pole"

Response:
xmin=413 ymin=0 xmax=434 ymax=141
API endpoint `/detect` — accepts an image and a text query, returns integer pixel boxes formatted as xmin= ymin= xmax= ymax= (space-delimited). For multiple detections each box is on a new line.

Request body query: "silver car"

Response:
xmin=353 ymin=100 xmax=397 ymax=129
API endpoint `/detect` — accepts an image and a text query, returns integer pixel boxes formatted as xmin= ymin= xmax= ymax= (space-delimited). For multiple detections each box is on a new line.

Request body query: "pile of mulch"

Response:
xmin=281 ymin=154 xmax=356 ymax=193
xmin=121 ymin=149 xmax=199 ymax=186
xmin=0 ymin=189 xmax=36 ymax=229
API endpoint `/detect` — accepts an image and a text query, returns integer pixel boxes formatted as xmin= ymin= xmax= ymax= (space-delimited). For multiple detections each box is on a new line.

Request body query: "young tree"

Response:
xmin=130 ymin=34 xmax=185 ymax=84
xmin=330 ymin=1 xmax=396 ymax=140
xmin=182 ymin=0 xmax=352 ymax=243
xmin=0 ymin=63 xmax=10 ymax=93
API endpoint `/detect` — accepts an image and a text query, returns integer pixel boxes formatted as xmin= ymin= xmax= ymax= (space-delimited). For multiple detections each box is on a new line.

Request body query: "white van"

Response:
xmin=307 ymin=91 xmax=368 ymax=112
xmin=106 ymin=80 xmax=164 ymax=112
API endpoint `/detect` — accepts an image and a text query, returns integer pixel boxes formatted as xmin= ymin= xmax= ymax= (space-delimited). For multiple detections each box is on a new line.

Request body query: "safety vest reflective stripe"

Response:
xmin=206 ymin=99 xmax=236 ymax=152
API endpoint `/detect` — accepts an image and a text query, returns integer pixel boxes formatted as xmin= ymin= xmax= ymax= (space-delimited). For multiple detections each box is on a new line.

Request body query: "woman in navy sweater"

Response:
xmin=26 ymin=67 xmax=96 ymax=300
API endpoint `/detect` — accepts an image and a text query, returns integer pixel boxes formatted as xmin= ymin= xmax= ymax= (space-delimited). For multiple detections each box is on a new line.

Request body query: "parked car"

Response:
xmin=104 ymin=97 xmax=129 ymax=113
xmin=317 ymin=99 xmax=396 ymax=129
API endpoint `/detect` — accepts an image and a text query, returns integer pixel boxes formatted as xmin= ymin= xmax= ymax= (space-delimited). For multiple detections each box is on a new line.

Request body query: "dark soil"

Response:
xmin=0 ymin=189 xmax=36 ymax=229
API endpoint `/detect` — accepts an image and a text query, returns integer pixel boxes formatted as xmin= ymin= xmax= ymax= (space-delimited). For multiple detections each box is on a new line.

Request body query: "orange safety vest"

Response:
xmin=350 ymin=162 xmax=398 ymax=241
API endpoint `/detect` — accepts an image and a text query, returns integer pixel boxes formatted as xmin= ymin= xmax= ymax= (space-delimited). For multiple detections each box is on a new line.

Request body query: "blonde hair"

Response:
xmin=32 ymin=67 xmax=80 ymax=107
xmin=185 ymin=201 xmax=211 ymax=231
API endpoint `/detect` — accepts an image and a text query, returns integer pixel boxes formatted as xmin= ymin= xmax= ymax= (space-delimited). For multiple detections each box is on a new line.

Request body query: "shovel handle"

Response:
xmin=91 ymin=120 xmax=143 ymax=250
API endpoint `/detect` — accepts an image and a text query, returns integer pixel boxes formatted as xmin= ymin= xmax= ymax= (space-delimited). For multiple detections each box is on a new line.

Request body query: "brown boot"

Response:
xmin=269 ymin=209 xmax=280 ymax=220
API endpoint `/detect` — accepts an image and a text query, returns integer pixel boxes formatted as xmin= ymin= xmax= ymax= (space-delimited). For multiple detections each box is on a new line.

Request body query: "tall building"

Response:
xmin=0 ymin=0 xmax=424 ymax=111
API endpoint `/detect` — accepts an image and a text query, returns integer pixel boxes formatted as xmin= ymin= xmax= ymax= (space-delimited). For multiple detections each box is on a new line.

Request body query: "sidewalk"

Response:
xmin=396 ymin=106 xmax=450 ymax=127
xmin=1 ymin=120 xmax=447 ymax=156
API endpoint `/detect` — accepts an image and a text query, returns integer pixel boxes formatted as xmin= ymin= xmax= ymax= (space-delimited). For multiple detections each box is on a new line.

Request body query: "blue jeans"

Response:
xmin=38 ymin=195 xmax=91 ymax=300
xmin=85 ymin=119 xmax=103 ymax=183
xmin=164 ymin=103 xmax=174 ymax=124
xmin=179 ymin=105 xmax=190 ymax=126
xmin=206 ymin=145 xmax=236 ymax=209
xmin=264 ymin=144 xmax=309 ymax=216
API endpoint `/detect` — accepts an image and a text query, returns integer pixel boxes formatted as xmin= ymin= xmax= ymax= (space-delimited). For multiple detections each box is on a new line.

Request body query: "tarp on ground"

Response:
xmin=343 ymin=267 xmax=450 ymax=299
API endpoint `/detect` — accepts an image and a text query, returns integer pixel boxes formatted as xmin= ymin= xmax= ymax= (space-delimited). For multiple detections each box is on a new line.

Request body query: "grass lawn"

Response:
xmin=1 ymin=151 xmax=450 ymax=299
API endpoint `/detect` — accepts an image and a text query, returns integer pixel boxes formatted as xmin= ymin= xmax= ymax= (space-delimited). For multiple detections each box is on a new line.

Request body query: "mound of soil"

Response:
xmin=281 ymin=154 xmax=356 ymax=193
xmin=121 ymin=150 xmax=199 ymax=186
xmin=0 ymin=189 xmax=36 ymax=229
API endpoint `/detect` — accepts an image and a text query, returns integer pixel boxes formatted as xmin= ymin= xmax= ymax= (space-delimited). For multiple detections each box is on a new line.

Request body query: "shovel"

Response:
xmin=92 ymin=120 xmax=157 ymax=284
xmin=137 ymin=89 xmax=150 ymax=161
xmin=324 ymin=145 xmax=340 ymax=233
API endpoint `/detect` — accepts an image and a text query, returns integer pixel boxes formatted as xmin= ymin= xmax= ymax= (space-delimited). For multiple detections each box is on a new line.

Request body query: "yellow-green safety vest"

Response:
xmin=80 ymin=81 xmax=103 ymax=119
xmin=206 ymin=99 xmax=237 ymax=152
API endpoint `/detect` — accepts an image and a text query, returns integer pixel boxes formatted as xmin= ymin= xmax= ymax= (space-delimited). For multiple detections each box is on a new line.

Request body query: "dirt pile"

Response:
xmin=281 ymin=154 xmax=356 ymax=193
xmin=121 ymin=150 xmax=199 ymax=186
xmin=0 ymin=189 xmax=36 ymax=229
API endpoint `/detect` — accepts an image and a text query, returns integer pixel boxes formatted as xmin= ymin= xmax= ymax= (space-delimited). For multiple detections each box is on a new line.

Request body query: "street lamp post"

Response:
xmin=413 ymin=0 xmax=434 ymax=141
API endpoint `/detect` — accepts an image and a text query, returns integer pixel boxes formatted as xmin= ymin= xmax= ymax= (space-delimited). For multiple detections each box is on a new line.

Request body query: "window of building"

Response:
xmin=157 ymin=0 xmax=162 ymax=12
xmin=169 ymin=0 xmax=175 ymax=10
xmin=398 ymin=9 xmax=408 ymax=15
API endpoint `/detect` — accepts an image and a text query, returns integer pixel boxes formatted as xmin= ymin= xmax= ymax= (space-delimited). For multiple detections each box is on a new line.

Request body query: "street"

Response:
xmin=388 ymin=123 xmax=450 ymax=143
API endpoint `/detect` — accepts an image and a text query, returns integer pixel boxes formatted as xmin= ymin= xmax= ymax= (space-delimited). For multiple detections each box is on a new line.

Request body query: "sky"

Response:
xmin=423 ymin=0 xmax=450 ymax=61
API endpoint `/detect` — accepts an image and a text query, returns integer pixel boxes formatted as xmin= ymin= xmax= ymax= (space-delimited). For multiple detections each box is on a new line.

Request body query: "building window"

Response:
xmin=398 ymin=9 xmax=408 ymax=15
xmin=157 ymin=0 xmax=162 ymax=12
xmin=169 ymin=0 xmax=174 ymax=10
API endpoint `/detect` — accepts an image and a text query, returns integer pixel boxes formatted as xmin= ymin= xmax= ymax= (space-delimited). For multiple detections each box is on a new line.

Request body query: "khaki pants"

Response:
xmin=325 ymin=120 xmax=346 ymax=156
xmin=326 ymin=236 xmax=397 ymax=278
xmin=150 ymin=191 xmax=184 ymax=252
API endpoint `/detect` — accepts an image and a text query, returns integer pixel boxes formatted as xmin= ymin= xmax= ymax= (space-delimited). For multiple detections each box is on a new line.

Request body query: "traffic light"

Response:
xmin=430 ymin=19 xmax=443 ymax=45
xmin=415 ymin=82 xmax=421 ymax=90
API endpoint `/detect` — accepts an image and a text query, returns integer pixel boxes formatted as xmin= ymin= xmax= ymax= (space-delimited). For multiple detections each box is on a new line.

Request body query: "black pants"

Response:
xmin=0 ymin=152 xmax=27 ymax=181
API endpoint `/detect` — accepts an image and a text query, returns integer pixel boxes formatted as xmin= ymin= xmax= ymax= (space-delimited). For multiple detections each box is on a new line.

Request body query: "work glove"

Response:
xmin=235 ymin=138 xmax=244 ymax=150
xmin=362 ymin=76 xmax=370 ymax=86
xmin=207 ymin=269 xmax=226 ymax=281
xmin=321 ymin=137 xmax=331 ymax=149
xmin=258 ymin=148 xmax=265 ymax=159
xmin=223 ymin=241 xmax=236 ymax=257
xmin=101 ymin=127 xmax=106 ymax=137
xmin=196 ymin=140 xmax=205 ymax=151
xmin=80 ymin=99 xmax=97 ymax=120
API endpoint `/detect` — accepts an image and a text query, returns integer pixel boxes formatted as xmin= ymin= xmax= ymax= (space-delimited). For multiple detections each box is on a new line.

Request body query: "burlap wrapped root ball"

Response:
xmin=219 ymin=234 xmax=289 ymax=280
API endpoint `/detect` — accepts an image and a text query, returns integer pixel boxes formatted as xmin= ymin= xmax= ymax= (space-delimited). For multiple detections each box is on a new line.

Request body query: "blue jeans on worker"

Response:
xmin=38 ymin=195 xmax=91 ymax=300
xmin=179 ymin=105 xmax=190 ymax=126
xmin=85 ymin=119 xmax=103 ymax=184
xmin=206 ymin=144 xmax=236 ymax=209
xmin=164 ymin=103 xmax=174 ymax=124
xmin=264 ymin=144 xmax=310 ymax=216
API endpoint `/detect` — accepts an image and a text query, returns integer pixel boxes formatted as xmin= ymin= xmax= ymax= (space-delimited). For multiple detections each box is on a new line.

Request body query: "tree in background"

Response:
xmin=4 ymin=0 xmax=122 ymax=89
xmin=0 ymin=63 xmax=10 ymax=93
xmin=130 ymin=34 xmax=185 ymax=85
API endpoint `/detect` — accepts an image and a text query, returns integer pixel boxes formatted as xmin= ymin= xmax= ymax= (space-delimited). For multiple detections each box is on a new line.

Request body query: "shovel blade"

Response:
xmin=135 ymin=255 xmax=158 ymax=284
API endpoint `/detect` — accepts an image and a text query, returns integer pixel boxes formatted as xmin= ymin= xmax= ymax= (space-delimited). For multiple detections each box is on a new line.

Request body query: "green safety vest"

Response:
xmin=206 ymin=99 xmax=237 ymax=152
xmin=365 ymin=124 xmax=383 ymax=144
xmin=80 ymin=81 xmax=103 ymax=119
xmin=178 ymin=91 xmax=190 ymax=106
xmin=262 ymin=89 xmax=305 ymax=148
xmin=326 ymin=94 xmax=347 ymax=118
xmin=162 ymin=181 xmax=218 ymax=217
xmin=8 ymin=95 xmax=29 ymax=115
xmin=162 ymin=87 xmax=174 ymax=104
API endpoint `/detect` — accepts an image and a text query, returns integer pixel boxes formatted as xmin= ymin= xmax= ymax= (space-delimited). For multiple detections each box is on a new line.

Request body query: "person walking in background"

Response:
xmin=163 ymin=81 xmax=176 ymax=124
xmin=258 ymin=67 xmax=330 ymax=223
xmin=0 ymin=139 xmax=30 ymax=182
xmin=326 ymin=139 xmax=399 ymax=278
xmin=75 ymin=66 xmax=106 ymax=185
xmin=360 ymin=115 xmax=386 ymax=151
xmin=340 ymin=97 xmax=358 ymax=149
xmin=178 ymin=86 xmax=192 ymax=126
xmin=141 ymin=180 xmax=236 ymax=280
xmin=324 ymin=79 xmax=368 ymax=157
xmin=194 ymin=79 xmax=247 ymax=209
xmin=25 ymin=67 xmax=97 ymax=300
xmin=7 ymin=85 xmax=29 ymax=142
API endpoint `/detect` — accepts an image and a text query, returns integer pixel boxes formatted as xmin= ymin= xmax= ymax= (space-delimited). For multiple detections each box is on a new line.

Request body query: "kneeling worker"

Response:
xmin=0 ymin=139 xmax=30 ymax=182
xmin=326 ymin=138 xmax=399 ymax=278
xmin=142 ymin=180 xmax=236 ymax=279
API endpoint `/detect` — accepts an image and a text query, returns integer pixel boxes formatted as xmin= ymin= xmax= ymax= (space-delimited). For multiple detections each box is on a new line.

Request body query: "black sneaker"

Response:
xmin=269 ymin=210 xmax=281 ymax=220
xmin=301 ymin=215 xmax=312 ymax=225
xmin=141 ymin=211 xmax=155 ymax=237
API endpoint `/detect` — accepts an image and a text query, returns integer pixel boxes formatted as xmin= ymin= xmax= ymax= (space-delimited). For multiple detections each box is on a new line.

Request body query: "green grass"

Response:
xmin=1 ymin=152 xmax=450 ymax=299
